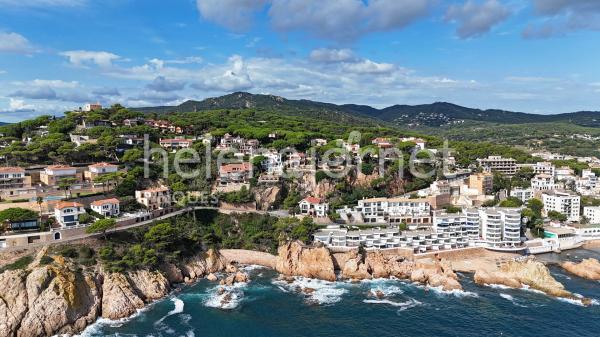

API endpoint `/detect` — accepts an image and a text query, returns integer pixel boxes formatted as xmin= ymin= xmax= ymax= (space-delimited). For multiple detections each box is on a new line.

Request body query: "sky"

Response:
xmin=1 ymin=0 xmax=600 ymax=122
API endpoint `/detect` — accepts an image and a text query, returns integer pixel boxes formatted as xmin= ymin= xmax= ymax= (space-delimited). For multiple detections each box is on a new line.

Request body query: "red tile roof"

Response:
xmin=89 ymin=162 xmax=118 ymax=168
xmin=90 ymin=198 xmax=120 ymax=206
xmin=55 ymin=201 xmax=83 ymax=210
xmin=0 ymin=166 xmax=25 ymax=173
xmin=303 ymin=197 xmax=322 ymax=204
xmin=219 ymin=162 xmax=252 ymax=173
xmin=46 ymin=165 xmax=76 ymax=170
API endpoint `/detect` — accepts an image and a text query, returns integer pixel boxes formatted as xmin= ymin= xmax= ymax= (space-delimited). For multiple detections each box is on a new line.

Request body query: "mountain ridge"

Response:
xmin=131 ymin=92 xmax=600 ymax=128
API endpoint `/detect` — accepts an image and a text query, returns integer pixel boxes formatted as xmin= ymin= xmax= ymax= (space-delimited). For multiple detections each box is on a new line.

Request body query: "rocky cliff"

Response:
xmin=561 ymin=258 xmax=600 ymax=281
xmin=474 ymin=257 xmax=591 ymax=305
xmin=275 ymin=241 xmax=337 ymax=281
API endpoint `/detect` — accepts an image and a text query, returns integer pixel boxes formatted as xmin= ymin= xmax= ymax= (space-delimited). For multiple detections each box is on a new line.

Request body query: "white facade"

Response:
xmin=583 ymin=206 xmax=600 ymax=224
xmin=510 ymin=187 xmax=533 ymax=203
xmin=534 ymin=162 xmax=555 ymax=176
xmin=531 ymin=174 xmax=555 ymax=191
xmin=477 ymin=156 xmax=517 ymax=175
xmin=542 ymin=190 xmax=581 ymax=222
xmin=299 ymin=197 xmax=329 ymax=217
xmin=54 ymin=202 xmax=86 ymax=228
xmin=91 ymin=198 xmax=120 ymax=217
xmin=478 ymin=208 xmax=522 ymax=247
xmin=261 ymin=151 xmax=283 ymax=175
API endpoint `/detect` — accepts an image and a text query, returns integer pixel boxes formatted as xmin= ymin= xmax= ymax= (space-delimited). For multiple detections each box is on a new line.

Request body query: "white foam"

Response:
xmin=203 ymin=282 xmax=248 ymax=310
xmin=71 ymin=306 xmax=149 ymax=337
xmin=429 ymin=286 xmax=479 ymax=298
xmin=499 ymin=293 xmax=528 ymax=307
xmin=154 ymin=297 xmax=184 ymax=326
xmin=363 ymin=298 xmax=422 ymax=311
xmin=272 ymin=276 xmax=349 ymax=305
xmin=485 ymin=283 xmax=512 ymax=290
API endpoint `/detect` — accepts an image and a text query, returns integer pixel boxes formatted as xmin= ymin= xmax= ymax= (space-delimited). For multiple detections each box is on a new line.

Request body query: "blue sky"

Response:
xmin=1 ymin=0 xmax=600 ymax=122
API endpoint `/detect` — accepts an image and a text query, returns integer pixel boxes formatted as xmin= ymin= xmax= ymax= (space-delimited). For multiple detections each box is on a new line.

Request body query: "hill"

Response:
xmin=133 ymin=92 xmax=600 ymax=128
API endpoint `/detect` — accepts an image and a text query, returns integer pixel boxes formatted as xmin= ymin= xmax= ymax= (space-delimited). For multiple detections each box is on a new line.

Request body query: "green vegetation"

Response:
xmin=86 ymin=218 xmax=117 ymax=240
xmin=0 ymin=255 xmax=33 ymax=272
xmin=0 ymin=208 xmax=38 ymax=222
xmin=499 ymin=197 xmax=523 ymax=208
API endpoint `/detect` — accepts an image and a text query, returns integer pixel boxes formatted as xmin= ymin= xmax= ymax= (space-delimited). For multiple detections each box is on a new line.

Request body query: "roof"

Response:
xmin=140 ymin=186 xmax=169 ymax=193
xmin=160 ymin=138 xmax=192 ymax=143
xmin=91 ymin=198 xmax=120 ymax=206
xmin=302 ymin=197 xmax=323 ymax=204
xmin=46 ymin=165 xmax=76 ymax=170
xmin=0 ymin=166 xmax=25 ymax=173
xmin=55 ymin=201 xmax=83 ymax=210
xmin=220 ymin=162 xmax=251 ymax=173
xmin=89 ymin=162 xmax=118 ymax=168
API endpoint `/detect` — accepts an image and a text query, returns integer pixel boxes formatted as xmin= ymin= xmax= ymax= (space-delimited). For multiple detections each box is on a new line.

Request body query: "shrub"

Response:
xmin=39 ymin=255 xmax=54 ymax=265
xmin=58 ymin=246 xmax=79 ymax=258
xmin=1 ymin=255 xmax=33 ymax=272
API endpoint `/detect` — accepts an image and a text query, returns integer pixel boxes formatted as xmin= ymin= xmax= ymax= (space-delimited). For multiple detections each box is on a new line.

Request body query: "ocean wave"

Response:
xmin=484 ymin=283 xmax=512 ymax=290
xmin=272 ymin=276 xmax=349 ymax=305
xmin=499 ymin=293 xmax=528 ymax=307
xmin=203 ymin=282 xmax=248 ymax=310
xmin=70 ymin=305 xmax=151 ymax=337
xmin=363 ymin=298 xmax=422 ymax=311
xmin=361 ymin=278 xmax=405 ymax=297
xmin=154 ymin=297 xmax=185 ymax=326
xmin=411 ymin=283 xmax=478 ymax=298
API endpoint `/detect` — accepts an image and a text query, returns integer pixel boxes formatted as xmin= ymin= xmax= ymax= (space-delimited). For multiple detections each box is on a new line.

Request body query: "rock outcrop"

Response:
xmin=338 ymin=250 xmax=461 ymax=291
xmin=275 ymin=241 xmax=336 ymax=281
xmin=474 ymin=257 xmax=591 ymax=305
xmin=562 ymin=258 xmax=600 ymax=280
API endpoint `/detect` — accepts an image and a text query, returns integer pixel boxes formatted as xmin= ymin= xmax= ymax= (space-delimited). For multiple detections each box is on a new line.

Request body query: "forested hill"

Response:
xmin=133 ymin=92 xmax=600 ymax=128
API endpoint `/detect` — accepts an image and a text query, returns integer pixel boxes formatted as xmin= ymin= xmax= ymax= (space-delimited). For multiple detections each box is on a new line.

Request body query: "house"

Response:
xmin=85 ymin=162 xmax=119 ymax=182
xmin=219 ymin=162 xmax=252 ymax=185
xmin=531 ymin=174 xmax=556 ymax=191
xmin=0 ymin=167 xmax=31 ymax=190
xmin=286 ymin=152 xmax=307 ymax=168
xmin=299 ymin=197 xmax=329 ymax=217
xmin=54 ymin=201 xmax=86 ymax=227
xmin=510 ymin=187 xmax=534 ymax=203
xmin=120 ymin=134 xmax=145 ymax=146
xmin=90 ymin=198 xmax=120 ymax=217
xmin=372 ymin=137 xmax=393 ymax=148
xmin=261 ymin=151 xmax=283 ymax=175
xmin=123 ymin=118 xmax=145 ymax=127
xmin=82 ymin=103 xmax=102 ymax=112
xmin=40 ymin=165 xmax=82 ymax=186
xmin=135 ymin=187 xmax=171 ymax=210
xmin=311 ymin=138 xmax=328 ymax=147
xmin=70 ymin=134 xmax=98 ymax=147
xmin=159 ymin=138 xmax=193 ymax=151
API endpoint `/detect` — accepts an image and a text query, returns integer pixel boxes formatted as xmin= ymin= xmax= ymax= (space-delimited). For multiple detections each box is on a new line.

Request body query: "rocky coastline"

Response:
xmin=561 ymin=258 xmax=600 ymax=281
xmin=0 ymin=242 xmax=594 ymax=337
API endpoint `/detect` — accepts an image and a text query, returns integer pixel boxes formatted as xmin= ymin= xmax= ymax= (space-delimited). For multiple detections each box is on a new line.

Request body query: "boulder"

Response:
xmin=562 ymin=258 xmax=600 ymax=280
xmin=275 ymin=241 xmax=336 ymax=281
xmin=206 ymin=273 xmax=218 ymax=282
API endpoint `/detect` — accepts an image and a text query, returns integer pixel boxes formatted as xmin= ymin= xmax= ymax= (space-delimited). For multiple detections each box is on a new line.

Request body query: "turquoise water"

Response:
xmin=79 ymin=249 xmax=600 ymax=337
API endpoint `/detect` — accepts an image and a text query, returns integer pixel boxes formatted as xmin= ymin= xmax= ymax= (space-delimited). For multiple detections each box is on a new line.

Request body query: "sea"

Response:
xmin=76 ymin=248 xmax=600 ymax=337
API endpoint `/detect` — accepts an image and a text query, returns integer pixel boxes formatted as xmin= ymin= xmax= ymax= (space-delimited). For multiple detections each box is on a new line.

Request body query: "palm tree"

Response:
xmin=36 ymin=196 xmax=44 ymax=219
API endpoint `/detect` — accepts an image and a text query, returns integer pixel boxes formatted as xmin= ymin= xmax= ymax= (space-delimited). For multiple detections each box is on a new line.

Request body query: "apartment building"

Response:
xmin=338 ymin=196 xmax=432 ymax=226
xmin=261 ymin=151 xmax=283 ymax=175
xmin=555 ymin=166 xmax=576 ymax=181
xmin=54 ymin=201 xmax=86 ymax=228
xmin=583 ymin=206 xmax=600 ymax=224
xmin=90 ymin=198 xmax=120 ymax=217
xmin=477 ymin=156 xmax=517 ymax=175
xmin=542 ymin=190 xmax=581 ymax=222
xmin=531 ymin=174 xmax=556 ymax=191
xmin=510 ymin=187 xmax=534 ymax=203
xmin=299 ymin=197 xmax=329 ymax=217
xmin=159 ymin=138 xmax=193 ymax=151
xmin=468 ymin=172 xmax=493 ymax=194
xmin=533 ymin=161 xmax=556 ymax=176
xmin=135 ymin=187 xmax=171 ymax=210
xmin=40 ymin=165 xmax=82 ymax=186
xmin=478 ymin=207 xmax=522 ymax=247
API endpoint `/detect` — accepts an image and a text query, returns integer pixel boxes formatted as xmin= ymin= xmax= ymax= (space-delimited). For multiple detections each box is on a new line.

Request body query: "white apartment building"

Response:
xmin=477 ymin=156 xmax=517 ymax=175
xmin=583 ymin=206 xmax=600 ymax=224
xmin=533 ymin=161 xmax=556 ymax=176
xmin=341 ymin=197 xmax=432 ymax=226
xmin=555 ymin=166 xmax=576 ymax=181
xmin=510 ymin=187 xmax=534 ymax=203
xmin=159 ymin=138 xmax=193 ymax=151
xmin=478 ymin=207 xmax=522 ymax=248
xmin=531 ymin=174 xmax=556 ymax=191
xmin=54 ymin=201 xmax=87 ymax=228
xmin=261 ymin=151 xmax=283 ymax=175
xmin=542 ymin=190 xmax=581 ymax=222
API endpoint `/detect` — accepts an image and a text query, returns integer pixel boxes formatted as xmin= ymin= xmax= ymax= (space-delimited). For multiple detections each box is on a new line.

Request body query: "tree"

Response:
xmin=0 ymin=208 xmax=38 ymax=223
xmin=36 ymin=196 xmax=44 ymax=219
xmin=144 ymin=223 xmax=177 ymax=252
xmin=547 ymin=210 xmax=567 ymax=222
xmin=58 ymin=177 xmax=77 ymax=198
xmin=499 ymin=197 xmax=523 ymax=208
xmin=85 ymin=218 xmax=116 ymax=240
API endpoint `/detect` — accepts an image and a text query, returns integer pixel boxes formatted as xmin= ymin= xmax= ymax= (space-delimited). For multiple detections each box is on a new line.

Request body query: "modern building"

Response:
xmin=299 ymin=197 xmax=329 ymax=217
xmin=510 ymin=187 xmax=534 ymax=203
xmin=90 ymin=198 xmax=120 ymax=217
xmin=477 ymin=156 xmax=517 ymax=175
xmin=135 ymin=187 xmax=171 ymax=210
xmin=54 ymin=201 xmax=86 ymax=227
xmin=40 ymin=165 xmax=82 ymax=186
xmin=159 ymin=138 xmax=193 ymax=151
xmin=583 ymin=206 xmax=600 ymax=224
xmin=337 ymin=196 xmax=432 ymax=226
xmin=261 ymin=151 xmax=283 ymax=175
xmin=82 ymin=103 xmax=102 ymax=112
xmin=468 ymin=172 xmax=493 ymax=194
xmin=533 ymin=161 xmax=556 ymax=176
xmin=478 ymin=207 xmax=523 ymax=248
xmin=531 ymin=174 xmax=556 ymax=191
xmin=542 ymin=190 xmax=581 ymax=222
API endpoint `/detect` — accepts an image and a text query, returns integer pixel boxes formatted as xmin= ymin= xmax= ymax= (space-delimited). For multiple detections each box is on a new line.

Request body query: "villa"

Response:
xmin=40 ymin=165 xmax=82 ymax=186
xmin=299 ymin=197 xmax=329 ymax=217
xmin=90 ymin=198 xmax=120 ymax=217
xmin=54 ymin=201 xmax=86 ymax=228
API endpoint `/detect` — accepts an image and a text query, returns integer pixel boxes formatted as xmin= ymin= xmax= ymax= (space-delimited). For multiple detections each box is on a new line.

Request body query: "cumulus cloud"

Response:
xmin=197 ymin=0 xmax=432 ymax=41
xmin=445 ymin=0 xmax=511 ymax=39
xmin=309 ymin=48 xmax=354 ymax=63
xmin=191 ymin=55 xmax=254 ymax=91
xmin=0 ymin=31 xmax=35 ymax=54
xmin=60 ymin=50 xmax=120 ymax=68
xmin=524 ymin=0 xmax=600 ymax=38
xmin=10 ymin=87 xmax=57 ymax=100
xmin=146 ymin=76 xmax=185 ymax=92
xmin=343 ymin=59 xmax=395 ymax=74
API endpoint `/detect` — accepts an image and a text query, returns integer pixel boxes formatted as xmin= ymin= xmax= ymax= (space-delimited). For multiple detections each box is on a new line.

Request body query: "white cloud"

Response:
xmin=197 ymin=0 xmax=432 ymax=41
xmin=60 ymin=50 xmax=121 ymax=68
xmin=0 ymin=31 xmax=35 ymax=54
xmin=343 ymin=59 xmax=395 ymax=74
xmin=524 ymin=0 xmax=600 ymax=38
xmin=146 ymin=76 xmax=186 ymax=92
xmin=445 ymin=0 xmax=511 ymax=39
xmin=9 ymin=98 xmax=35 ymax=111
xmin=309 ymin=48 xmax=354 ymax=63
xmin=13 ymin=79 xmax=80 ymax=88
xmin=192 ymin=55 xmax=254 ymax=91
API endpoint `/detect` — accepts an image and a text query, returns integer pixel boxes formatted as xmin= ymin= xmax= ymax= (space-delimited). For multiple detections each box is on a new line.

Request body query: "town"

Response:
xmin=1 ymin=102 xmax=599 ymax=259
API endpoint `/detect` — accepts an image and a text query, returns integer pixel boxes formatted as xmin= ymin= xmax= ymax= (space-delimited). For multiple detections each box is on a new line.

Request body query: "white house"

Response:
xmin=531 ymin=174 xmax=555 ymax=191
xmin=54 ymin=201 xmax=86 ymax=227
xmin=91 ymin=198 xmax=120 ymax=217
xmin=583 ymin=206 xmax=600 ymax=224
xmin=299 ymin=197 xmax=329 ymax=217
xmin=510 ymin=187 xmax=533 ymax=203
xmin=261 ymin=151 xmax=283 ymax=175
